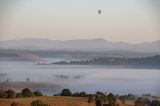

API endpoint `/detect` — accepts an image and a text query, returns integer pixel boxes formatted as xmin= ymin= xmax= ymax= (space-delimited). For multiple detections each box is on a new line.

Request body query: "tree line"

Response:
xmin=0 ymin=88 xmax=43 ymax=98
xmin=57 ymin=88 xmax=160 ymax=106
xmin=0 ymin=88 xmax=160 ymax=106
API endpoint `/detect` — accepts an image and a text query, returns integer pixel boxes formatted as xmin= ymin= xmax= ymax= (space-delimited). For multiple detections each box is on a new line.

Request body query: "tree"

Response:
xmin=34 ymin=90 xmax=43 ymax=96
xmin=60 ymin=89 xmax=72 ymax=96
xmin=72 ymin=92 xmax=87 ymax=97
xmin=135 ymin=97 xmax=145 ymax=106
xmin=22 ymin=88 xmax=33 ymax=97
xmin=79 ymin=92 xmax=87 ymax=97
xmin=107 ymin=93 xmax=116 ymax=106
xmin=151 ymin=100 xmax=160 ymax=106
xmin=95 ymin=91 xmax=107 ymax=106
xmin=5 ymin=89 xmax=17 ymax=98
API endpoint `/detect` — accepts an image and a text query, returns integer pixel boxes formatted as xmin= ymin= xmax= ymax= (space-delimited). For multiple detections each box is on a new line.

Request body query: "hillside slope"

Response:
xmin=0 ymin=96 xmax=134 ymax=106
xmin=0 ymin=96 xmax=95 ymax=106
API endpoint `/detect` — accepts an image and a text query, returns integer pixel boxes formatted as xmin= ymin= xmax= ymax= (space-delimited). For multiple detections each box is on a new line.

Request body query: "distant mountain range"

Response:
xmin=0 ymin=38 xmax=160 ymax=53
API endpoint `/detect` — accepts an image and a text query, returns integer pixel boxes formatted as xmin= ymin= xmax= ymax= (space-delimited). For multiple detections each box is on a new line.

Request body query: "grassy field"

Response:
xmin=0 ymin=96 xmax=135 ymax=106
xmin=0 ymin=96 xmax=95 ymax=106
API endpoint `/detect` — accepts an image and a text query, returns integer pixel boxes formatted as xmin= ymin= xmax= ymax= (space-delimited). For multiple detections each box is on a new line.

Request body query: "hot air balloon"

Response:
xmin=98 ymin=10 xmax=102 ymax=14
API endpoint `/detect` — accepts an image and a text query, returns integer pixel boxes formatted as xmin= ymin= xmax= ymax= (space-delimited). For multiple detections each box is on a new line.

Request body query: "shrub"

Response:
xmin=22 ymin=88 xmax=33 ymax=97
xmin=31 ymin=100 xmax=50 ymax=106
xmin=60 ymin=88 xmax=72 ymax=96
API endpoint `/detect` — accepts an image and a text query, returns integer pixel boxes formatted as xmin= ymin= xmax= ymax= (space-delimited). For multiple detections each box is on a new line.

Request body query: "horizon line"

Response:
xmin=0 ymin=37 xmax=159 ymax=44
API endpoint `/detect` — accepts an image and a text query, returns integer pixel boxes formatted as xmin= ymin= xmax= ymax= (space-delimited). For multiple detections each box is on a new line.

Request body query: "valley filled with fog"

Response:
xmin=0 ymin=59 xmax=159 ymax=96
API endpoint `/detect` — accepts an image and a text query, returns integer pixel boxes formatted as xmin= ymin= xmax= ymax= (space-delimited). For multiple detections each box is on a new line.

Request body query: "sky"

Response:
xmin=0 ymin=0 xmax=160 ymax=43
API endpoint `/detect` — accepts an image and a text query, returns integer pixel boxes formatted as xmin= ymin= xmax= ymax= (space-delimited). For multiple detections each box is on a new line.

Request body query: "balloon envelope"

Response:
xmin=98 ymin=10 xmax=102 ymax=14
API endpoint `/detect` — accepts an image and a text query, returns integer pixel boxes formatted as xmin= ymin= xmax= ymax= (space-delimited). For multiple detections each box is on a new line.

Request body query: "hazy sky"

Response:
xmin=0 ymin=0 xmax=160 ymax=43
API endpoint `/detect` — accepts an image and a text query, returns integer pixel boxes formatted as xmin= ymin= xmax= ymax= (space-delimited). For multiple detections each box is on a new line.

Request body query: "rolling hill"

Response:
xmin=0 ymin=38 xmax=160 ymax=53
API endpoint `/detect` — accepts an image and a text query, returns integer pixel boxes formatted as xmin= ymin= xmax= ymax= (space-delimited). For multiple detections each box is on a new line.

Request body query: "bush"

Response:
xmin=31 ymin=100 xmax=50 ymax=106
xmin=60 ymin=88 xmax=72 ymax=96
xmin=22 ymin=88 xmax=34 ymax=97
xmin=34 ymin=90 xmax=43 ymax=96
